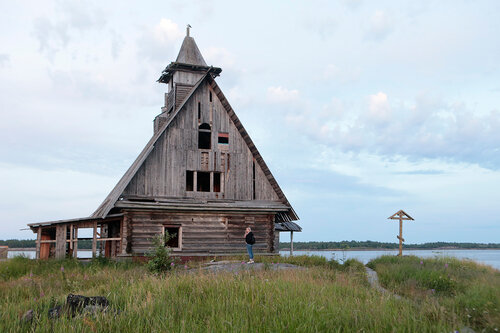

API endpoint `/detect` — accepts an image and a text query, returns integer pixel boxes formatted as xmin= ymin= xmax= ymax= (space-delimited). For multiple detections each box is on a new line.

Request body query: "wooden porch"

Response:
xmin=29 ymin=214 xmax=124 ymax=260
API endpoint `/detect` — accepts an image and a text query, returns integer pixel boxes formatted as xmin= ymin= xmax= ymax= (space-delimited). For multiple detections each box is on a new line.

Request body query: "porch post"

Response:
xmin=92 ymin=221 xmax=97 ymax=258
xmin=36 ymin=228 xmax=41 ymax=259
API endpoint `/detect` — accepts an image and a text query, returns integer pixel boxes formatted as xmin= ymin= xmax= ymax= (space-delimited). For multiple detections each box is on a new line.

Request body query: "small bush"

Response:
xmin=341 ymin=259 xmax=365 ymax=273
xmin=146 ymin=233 xmax=177 ymax=274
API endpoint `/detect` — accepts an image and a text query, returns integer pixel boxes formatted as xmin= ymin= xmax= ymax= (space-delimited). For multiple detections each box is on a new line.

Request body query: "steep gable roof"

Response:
xmin=92 ymin=74 xmax=298 ymax=221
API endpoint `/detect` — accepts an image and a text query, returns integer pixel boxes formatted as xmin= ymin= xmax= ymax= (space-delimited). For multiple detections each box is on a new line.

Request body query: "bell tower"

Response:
xmin=154 ymin=25 xmax=222 ymax=132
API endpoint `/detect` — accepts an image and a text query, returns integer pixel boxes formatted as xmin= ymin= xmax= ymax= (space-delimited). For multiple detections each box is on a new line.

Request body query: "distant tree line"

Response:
xmin=279 ymin=240 xmax=500 ymax=250
xmin=2 ymin=239 xmax=499 ymax=251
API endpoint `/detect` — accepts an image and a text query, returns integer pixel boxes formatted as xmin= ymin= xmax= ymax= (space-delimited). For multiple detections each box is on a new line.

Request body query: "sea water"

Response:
xmin=280 ymin=249 xmax=500 ymax=270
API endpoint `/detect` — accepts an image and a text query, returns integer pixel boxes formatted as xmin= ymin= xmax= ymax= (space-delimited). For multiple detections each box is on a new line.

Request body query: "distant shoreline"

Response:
xmin=8 ymin=247 xmax=500 ymax=252
xmin=280 ymin=248 xmax=500 ymax=252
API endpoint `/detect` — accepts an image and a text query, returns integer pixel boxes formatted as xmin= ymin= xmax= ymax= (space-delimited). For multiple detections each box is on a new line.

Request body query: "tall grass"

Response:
xmin=368 ymin=255 xmax=500 ymax=331
xmin=0 ymin=255 xmax=483 ymax=332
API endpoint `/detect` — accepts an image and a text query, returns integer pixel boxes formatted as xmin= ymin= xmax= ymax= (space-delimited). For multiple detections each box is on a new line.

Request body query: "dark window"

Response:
xmin=209 ymin=91 xmax=212 ymax=102
xmin=218 ymin=132 xmax=229 ymax=144
xmin=164 ymin=226 xmax=180 ymax=248
xmin=198 ymin=123 xmax=211 ymax=149
xmin=197 ymin=172 xmax=210 ymax=192
xmin=214 ymin=173 xmax=221 ymax=192
xmin=198 ymin=102 xmax=201 ymax=120
xmin=186 ymin=170 xmax=194 ymax=191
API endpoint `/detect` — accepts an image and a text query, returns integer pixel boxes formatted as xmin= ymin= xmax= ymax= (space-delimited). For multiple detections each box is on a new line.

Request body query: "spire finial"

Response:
xmin=186 ymin=24 xmax=191 ymax=37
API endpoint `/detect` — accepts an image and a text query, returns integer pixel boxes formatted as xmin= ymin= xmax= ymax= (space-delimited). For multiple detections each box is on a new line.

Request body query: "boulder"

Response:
xmin=21 ymin=309 xmax=34 ymax=323
xmin=48 ymin=305 xmax=63 ymax=319
xmin=66 ymin=294 xmax=110 ymax=316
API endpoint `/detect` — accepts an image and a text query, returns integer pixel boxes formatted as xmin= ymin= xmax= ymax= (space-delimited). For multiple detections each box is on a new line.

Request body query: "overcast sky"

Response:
xmin=1 ymin=1 xmax=499 ymax=243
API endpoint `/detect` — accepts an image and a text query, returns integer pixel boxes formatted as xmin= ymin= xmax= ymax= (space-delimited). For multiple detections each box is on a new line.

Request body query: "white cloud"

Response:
xmin=32 ymin=2 xmax=107 ymax=60
xmin=367 ymin=92 xmax=391 ymax=122
xmin=203 ymin=47 xmax=236 ymax=68
xmin=267 ymin=86 xmax=300 ymax=104
xmin=366 ymin=10 xmax=393 ymax=40
xmin=153 ymin=19 xmax=184 ymax=44
xmin=137 ymin=18 xmax=184 ymax=64
xmin=286 ymin=91 xmax=500 ymax=167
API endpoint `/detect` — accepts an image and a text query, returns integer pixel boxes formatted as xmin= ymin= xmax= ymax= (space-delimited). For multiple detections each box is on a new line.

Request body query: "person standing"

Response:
xmin=244 ymin=227 xmax=255 ymax=263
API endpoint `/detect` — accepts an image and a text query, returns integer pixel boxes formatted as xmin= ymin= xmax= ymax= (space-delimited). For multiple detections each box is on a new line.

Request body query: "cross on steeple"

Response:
xmin=186 ymin=24 xmax=191 ymax=37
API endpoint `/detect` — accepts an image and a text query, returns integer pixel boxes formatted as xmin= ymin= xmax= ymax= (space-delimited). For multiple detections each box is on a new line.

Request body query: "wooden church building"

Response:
xmin=28 ymin=28 xmax=300 ymax=259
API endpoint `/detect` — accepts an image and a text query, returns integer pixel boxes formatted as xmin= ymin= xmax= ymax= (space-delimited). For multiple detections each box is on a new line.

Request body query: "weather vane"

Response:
xmin=186 ymin=24 xmax=191 ymax=37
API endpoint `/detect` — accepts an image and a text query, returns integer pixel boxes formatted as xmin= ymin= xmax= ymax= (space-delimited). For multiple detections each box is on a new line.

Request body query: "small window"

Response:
xmin=198 ymin=123 xmax=211 ymax=149
xmin=198 ymin=102 xmax=201 ymax=120
xmin=164 ymin=226 xmax=180 ymax=249
xmin=186 ymin=170 xmax=194 ymax=191
xmin=214 ymin=173 xmax=221 ymax=192
xmin=197 ymin=172 xmax=210 ymax=192
xmin=218 ymin=132 xmax=229 ymax=145
xmin=209 ymin=91 xmax=212 ymax=102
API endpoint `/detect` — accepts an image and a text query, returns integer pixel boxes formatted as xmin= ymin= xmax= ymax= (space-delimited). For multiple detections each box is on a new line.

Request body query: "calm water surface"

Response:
xmin=8 ymin=249 xmax=500 ymax=270
xmin=280 ymin=249 xmax=500 ymax=270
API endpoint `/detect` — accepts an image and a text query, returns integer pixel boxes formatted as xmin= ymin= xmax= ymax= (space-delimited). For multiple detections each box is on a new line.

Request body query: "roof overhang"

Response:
xmin=275 ymin=221 xmax=302 ymax=232
xmin=157 ymin=63 xmax=222 ymax=84
xmin=114 ymin=199 xmax=290 ymax=213
xmin=27 ymin=214 xmax=124 ymax=230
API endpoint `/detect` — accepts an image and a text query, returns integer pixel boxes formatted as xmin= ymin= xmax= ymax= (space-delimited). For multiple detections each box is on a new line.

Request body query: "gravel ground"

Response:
xmin=197 ymin=260 xmax=302 ymax=273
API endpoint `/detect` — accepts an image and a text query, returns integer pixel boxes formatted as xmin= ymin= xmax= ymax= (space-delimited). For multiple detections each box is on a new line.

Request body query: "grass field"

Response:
xmin=368 ymin=255 xmax=500 ymax=332
xmin=0 ymin=255 xmax=498 ymax=332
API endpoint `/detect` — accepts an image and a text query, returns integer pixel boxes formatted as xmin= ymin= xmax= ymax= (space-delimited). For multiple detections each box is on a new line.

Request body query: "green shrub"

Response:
xmin=146 ymin=233 xmax=177 ymax=274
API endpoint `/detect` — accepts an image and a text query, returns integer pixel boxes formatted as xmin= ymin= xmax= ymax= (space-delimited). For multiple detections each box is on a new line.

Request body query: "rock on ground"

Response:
xmin=21 ymin=309 xmax=34 ymax=323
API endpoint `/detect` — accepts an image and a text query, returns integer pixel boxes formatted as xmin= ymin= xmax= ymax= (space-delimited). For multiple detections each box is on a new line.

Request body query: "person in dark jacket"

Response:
xmin=244 ymin=227 xmax=255 ymax=263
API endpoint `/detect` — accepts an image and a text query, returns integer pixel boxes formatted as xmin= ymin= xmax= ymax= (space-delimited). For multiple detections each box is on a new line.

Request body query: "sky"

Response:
xmin=1 ymin=0 xmax=499 ymax=243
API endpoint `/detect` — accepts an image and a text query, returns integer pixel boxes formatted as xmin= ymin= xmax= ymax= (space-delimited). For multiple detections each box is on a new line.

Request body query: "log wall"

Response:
xmin=125 ymin=210 xmax=277 ymax=255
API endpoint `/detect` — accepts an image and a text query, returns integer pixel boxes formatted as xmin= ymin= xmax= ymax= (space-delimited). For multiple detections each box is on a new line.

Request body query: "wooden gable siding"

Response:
xmin=126 ymin=210 xmax=277 ymax=254
xmin=122 ymin=81 xmax=279 ymax=201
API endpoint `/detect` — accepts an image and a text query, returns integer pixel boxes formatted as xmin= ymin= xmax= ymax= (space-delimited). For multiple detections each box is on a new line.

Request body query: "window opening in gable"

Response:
xmin=218 ymin=132 xmax=229 ymax=145
xmin=209 ymin=91 xmax=212 ymax=102
xmin=197 ymin=171 xmax=210 ymax=192
xmin=186 ymin=170 xmax=194 ymax=191
xmin=198 ymin=102 xmax=201 ymax=120
xmin=214 ymin=172 xmax=221 ymax=192
xmin=198 ymin=123 xmax=211 ymax=149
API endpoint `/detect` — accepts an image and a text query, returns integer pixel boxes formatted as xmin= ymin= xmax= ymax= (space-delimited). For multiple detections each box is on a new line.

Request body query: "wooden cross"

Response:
xmin=388 ymin=210 xmax=414 ymax=256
